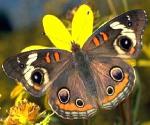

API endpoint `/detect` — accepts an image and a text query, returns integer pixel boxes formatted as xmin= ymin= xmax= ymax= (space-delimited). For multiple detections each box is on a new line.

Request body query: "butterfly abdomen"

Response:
xmin=73 ymin=50 xmax=97 ymax=97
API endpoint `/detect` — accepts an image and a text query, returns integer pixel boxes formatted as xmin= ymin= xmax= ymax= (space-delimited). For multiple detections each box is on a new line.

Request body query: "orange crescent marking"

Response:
xmin=100 ymin=32 xmax=108 ymax=41
xmin=33 ymin=84 xmax=42 ymax=91
xmin=56 ymin=100 xmax=93 ymax=111
xmin=102 ymin=73 xmax=129 ymax=104
xmin=92 ymin=37 xmax=100 ymax=47
xmin=45 ymin=52 xmax=51 ymax=63
xmin=129 ymin=47 xmax=135 ymax=54
xmin=54 ymin=52 xmax=60 ymax=62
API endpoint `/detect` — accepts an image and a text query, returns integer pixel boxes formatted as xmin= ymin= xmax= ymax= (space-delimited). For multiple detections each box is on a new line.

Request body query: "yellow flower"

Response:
xmin=4 ymin=99 xmax=40 ymax=125
xmin=22 ymin=4 xmax=93 ymax=52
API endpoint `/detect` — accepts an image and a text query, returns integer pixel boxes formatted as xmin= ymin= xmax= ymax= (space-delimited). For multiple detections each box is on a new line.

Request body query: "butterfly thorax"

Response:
xmin=71 ymin=42 xmax=87 ymax=66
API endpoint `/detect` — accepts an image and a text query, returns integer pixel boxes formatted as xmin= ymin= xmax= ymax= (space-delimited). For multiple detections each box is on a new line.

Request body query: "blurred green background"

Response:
xmin=0 ymin=0 xmax=150 ymax=125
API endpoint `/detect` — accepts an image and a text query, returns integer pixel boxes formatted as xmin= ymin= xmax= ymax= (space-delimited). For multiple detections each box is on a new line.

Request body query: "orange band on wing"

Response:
xmin=92 ymin=37 xmax=100 ymax=47
xmin=54 ymin=52 xmax=60 ymax=62
xmin=129 ymin=47 xmax=135 ymax=55
xmin=33 ymin=84 xmax=42 ymax=91
xmin=56 ymin=100 xmax=93 ymax=112
xmin=102 ymin=73 xmax=129 ymax=104
xmin=100 ymin=32 xmax=108 ymax=41
xmin=45 ymin=52 xmax=51 ymax=63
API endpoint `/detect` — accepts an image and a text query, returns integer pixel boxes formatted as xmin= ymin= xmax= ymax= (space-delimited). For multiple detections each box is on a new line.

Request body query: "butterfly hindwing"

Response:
xmin=3 ymin=49 xmax=72 ymax=97
xmin=89 ymin=56 xmax=135 ymax=109
xmin=48 ymin=62 xmax=98 ymax=119
xmin=83 ymin=10 xmax=147 ymax=58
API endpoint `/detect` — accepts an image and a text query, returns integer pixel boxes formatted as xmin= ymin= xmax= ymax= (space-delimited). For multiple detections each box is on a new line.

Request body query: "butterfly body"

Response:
xmin=71 ymin=42 xmax=98 ymax=97
xmin=2 ymin=9 xmax=147 ymax=119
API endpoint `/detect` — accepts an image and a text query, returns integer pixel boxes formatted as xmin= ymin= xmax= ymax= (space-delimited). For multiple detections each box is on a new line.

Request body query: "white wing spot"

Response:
xmin=26 ymin=53 xmax=38 ymax=65
xmin=23 ymin=53 xmax=38 ymax=86
xmin=17 ymin=57 xmax=20 ymax=63
xmin=126 ymin=15 xmax=131 ymax=21
xmin=110 ymin=21 xmax=136 ymax=55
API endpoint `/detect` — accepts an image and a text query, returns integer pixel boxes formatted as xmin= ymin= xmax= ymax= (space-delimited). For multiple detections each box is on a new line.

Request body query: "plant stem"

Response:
xmin=132 ymin=71 xmax=142 ymax=125
xmin=107 ymin=0 xmax=117 ymax=15
xmin=137 ymin=60 xmax=150 ymax=67
xmin=122 ymin=0 xmax=128 ymax=11
xmin=119 ymin=96 xmax=132 ymax=125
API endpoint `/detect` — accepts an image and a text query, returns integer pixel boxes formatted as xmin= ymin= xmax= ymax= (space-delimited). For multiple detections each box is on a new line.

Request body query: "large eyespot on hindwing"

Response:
xmin=57 ymin=88 xmax=70 ymax=104
xmin=110 ymin=66 xmax=124 ymax=82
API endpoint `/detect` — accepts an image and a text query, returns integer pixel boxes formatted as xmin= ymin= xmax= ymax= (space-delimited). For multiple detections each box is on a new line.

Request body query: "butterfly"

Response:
xmin=2 ymin=9 xmax=147 ymax=119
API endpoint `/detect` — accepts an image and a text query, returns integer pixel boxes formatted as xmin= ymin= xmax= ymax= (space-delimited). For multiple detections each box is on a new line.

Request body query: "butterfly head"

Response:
xmin=71 ymin=42 xmax=81 ymax=53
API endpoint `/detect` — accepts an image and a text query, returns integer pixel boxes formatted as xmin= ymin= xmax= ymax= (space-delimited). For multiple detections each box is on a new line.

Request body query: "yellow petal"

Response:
xmin=43 ymin=15 xmax=72 ymax=51
xmin=15 ymin=91 xmax=26 ymax=105
xmin=21 ymin=45 xmax=49 ymax=52
xmin=10 ymin=84 xmax=24 ymax=99
xmin=72 ymin=4 xmax=93 ymax=48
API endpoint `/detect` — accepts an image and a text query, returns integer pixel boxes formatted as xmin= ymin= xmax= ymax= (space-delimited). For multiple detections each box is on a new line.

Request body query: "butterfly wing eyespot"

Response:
xmin=118 ymin=36 xmax=133 ymax=52
xmin=75 ymin=98 xmax=85 ymax=108
xmin=24 ymin=67 xmax=50 ymax=92
xmin=31 ymin=69 xmax=45 ymax=91
xmin=57 ymin=88 xmax=70 ymax=104
xmin=106 ymin=86 xmax=115 ymax=96
xmin=110 ymin=66 xmax=124 ymax=82
xmin=113 ymin=35 xmax=137 ymax=56
xmin=31 ymin=70 xmax=44 ymax=84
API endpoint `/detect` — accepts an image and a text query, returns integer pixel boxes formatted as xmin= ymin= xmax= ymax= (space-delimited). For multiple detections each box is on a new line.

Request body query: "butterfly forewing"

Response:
xmin=83 ymin=10 xmax=147 ymax=58
xmin=3 ymin=49 xmax=72 ymax=97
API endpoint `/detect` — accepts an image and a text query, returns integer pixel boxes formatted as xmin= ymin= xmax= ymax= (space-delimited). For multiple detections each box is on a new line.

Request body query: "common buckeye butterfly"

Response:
xmin=2 ymin=9 xmax=147 ymax=119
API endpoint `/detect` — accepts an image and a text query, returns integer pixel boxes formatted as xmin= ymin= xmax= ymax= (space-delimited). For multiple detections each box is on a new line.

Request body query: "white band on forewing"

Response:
xmin=110 ymin=21 xmax=136 ymax=55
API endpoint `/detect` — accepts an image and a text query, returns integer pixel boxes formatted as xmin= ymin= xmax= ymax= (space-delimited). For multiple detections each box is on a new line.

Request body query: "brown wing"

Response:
xmin=89 ymin=57 xmax=135 ymax=109
xmin=2 ymin=48 xmax=72 ymax=97
xmin=83 ymin=10 xmax=147 ymax=58
xmin=48 ymin=63 xmax=98 ymax=119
